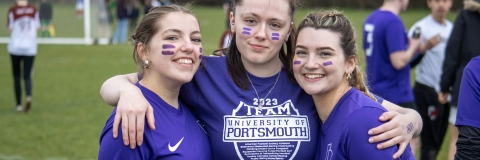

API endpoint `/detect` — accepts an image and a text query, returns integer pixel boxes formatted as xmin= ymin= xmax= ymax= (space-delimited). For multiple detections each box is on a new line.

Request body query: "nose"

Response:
xmin=304 ymin=55 xmax=319 ymax=70
xmin=179 ymin=38 xmax=194 ymax=54
xmin=254 ymin=23 xmax=267 ymax=41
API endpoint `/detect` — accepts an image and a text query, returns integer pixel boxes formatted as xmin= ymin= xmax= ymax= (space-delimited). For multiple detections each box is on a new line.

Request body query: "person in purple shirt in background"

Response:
xmin=363 ymin=0 xmax=423 ymax=154
xmin=291 ymin=10 xmax=414 ymax=159
xmin=98 ymin=5 xmax=212 ymax=159
xmin=454 ymin=56 xmax=480 ymax=159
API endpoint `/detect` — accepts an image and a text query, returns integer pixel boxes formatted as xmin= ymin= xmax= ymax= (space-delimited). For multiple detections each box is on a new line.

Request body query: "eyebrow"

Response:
xmin=295 ymin=45 xmax=336 ymax=52
xmin=241 ymin=12 xmax=285 ymax=22
xmin=162 ymin=29 xmax=201 ymax=36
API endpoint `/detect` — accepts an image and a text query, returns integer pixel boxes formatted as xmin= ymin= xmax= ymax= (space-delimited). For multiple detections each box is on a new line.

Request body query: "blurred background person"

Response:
xmin=7 ymin=0 xmax=40 ymax=112
xmin=439 ymin=0 xmax=480 ymax=159
xmin=408 ymin=0 xmax=453 ymax=159
xmin=112 ymin=0 xmax=129 ymax=44
xmin=362 ymin=0 xmax=422 ymax=155
xmin=454 ymin=56 xmax=480 ymax=160
xmin=39 ymin=0 xmax=53 ymax=37
xmin=75 ymin=0 xmax=84 ymax=18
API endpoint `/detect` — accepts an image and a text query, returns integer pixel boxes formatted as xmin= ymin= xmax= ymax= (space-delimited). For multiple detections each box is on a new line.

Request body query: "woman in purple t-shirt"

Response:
xmin=290 ymin=10 xmax=414 ymax=159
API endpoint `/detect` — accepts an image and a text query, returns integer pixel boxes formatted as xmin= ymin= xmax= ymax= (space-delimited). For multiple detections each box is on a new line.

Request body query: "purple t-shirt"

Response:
xmin=363 ymin=9 xmax=414 ymax=104
xmin=98 ymin=83 xmax=212 ymax=160
xmin=179 ymin=56 xmax=320 ymax=159
xmin=315 ymin=88 xmax=414 ymax=160
xmin=456 ymin=56 xmax=480 ymax=128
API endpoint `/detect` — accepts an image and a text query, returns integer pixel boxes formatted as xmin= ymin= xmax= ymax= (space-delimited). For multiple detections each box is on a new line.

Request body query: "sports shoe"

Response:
xmin=15 ymin=105 xmax=23 ymax=112
xmin=24 ymin=96 xmax=32 ymax=113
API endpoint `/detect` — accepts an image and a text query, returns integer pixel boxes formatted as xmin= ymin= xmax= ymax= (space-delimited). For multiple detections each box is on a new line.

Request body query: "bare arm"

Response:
xmin=99 ymin=73 xmax=155 ymax=149
xmin=370 ymin=100 xmax=423 ymax=159
xmin=389 ymin=37 xmax=422 ymax=70
xmin=100 ymin=73 xmax=139 ymax=106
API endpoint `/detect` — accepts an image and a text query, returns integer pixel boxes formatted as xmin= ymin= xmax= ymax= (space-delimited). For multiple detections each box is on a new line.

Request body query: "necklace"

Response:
xmin=246 ymin=71 xmax=281 ymax=109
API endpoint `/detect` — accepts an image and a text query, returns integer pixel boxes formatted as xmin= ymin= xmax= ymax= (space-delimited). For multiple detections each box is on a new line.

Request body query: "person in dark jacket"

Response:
xmin=438 ymin=0 xmax=480 ymax=159
xmin=112 ymin=0 xmax=129 ymax=44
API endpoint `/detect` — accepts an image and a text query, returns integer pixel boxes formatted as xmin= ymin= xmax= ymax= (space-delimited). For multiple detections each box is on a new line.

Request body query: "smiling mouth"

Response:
xmin=304 ymin=74 xmax=325 ymax=79
xmin=175 ymin=58 xmax=193 ymax=64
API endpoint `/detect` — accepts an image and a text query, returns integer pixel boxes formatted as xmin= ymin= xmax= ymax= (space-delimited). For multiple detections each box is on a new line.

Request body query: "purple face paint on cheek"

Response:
xmin=199 ymin=55 xmax=203 ymax=60
xmin=162 ymin=44 xmax=175 ymax=49
xmin=323 ymin=61 xmax=333 ymax=66
xmin=272 ymin=33 xmax=280 ymax=40
xmin=161 ymin=51 xmax=174 ymax=55
xmin=200 ymin=47 xmax=203 ymax=53
xmin=242 ymin=27 xmax=251 ymax=35
xmin=294 ymin=61 xmax=301 ymax=65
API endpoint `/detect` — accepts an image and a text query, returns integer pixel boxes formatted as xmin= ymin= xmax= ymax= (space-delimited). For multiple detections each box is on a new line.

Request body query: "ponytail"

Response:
xmin=349 ymin=65 xmax=377 ymax=101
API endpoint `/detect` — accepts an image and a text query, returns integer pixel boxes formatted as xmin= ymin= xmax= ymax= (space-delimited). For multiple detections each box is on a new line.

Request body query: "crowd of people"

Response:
xmin=7 ymin=0 xmax=480 ymax=159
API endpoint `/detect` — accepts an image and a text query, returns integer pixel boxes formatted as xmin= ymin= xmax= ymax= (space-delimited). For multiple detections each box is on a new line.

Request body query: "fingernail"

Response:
xmin=393 ymin=155 xmax=398 ymax=159
xmin=377 ymin=144 xmax=383 ymax=149
xmin=380 ymin=116 xmax=385 ymax=119
xmin=138 ymin=141 xmax=142 ymax=146
xmin=113 ymin=133 xmax=117 ymax=138
xmin=124 ymin=140 xmax=128 ymax=145
xmin=368 ymin=130 xmax=373 ymax=135
xmin=130 ymin=144 xmax=135 ymax=149
xmin=369 ymin=138 xmax=374 ymax=143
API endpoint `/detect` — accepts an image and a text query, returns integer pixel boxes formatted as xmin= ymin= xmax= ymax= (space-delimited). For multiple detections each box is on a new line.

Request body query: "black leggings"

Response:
xmin=10 ymin=55 xmax=35 ymax=106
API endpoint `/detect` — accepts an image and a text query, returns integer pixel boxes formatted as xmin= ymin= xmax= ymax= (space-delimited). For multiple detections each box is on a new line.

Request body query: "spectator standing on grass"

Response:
xmin=39 ymin=0 xmax=53 ymax=37
xmin=127 ymin=0 xmax=140 ymax=34
xmin=438 ymin=0 xmax=480 ymax=159
xmin=363 ymin=0 xmax=422 ymax=155
xmin=98 ymin=5 xmax=212 ymax=159
xmin=112 ymin=0 xmax=129 ymax=44
xmin=75 ymin=0 xmax=84 ymax=18
xmin=7 ymin=0 xmax=40 ymax=113
xmin=407 ymin=0 xmax=453 ymax=159
xmin=454 ymin=56 xmax=480 ymax=160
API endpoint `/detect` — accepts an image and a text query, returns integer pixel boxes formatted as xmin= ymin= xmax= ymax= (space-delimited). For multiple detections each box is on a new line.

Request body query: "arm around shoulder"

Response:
xmin=100 ymin=73 xmax=139 ymax=106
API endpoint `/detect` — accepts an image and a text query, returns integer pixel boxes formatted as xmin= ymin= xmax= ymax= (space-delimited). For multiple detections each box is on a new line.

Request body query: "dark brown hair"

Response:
xmin=130 ymin=5 xmax=196 ymax=77
xmin=289 ymin=10 xmax=376 ymax=100
xmin=226 ymin=0 xmax=299 ymax=90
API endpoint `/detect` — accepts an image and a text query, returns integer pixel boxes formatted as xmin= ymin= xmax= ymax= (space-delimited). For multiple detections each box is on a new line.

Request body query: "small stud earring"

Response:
xmin=144 ymin=59 xmax=150 ymax=68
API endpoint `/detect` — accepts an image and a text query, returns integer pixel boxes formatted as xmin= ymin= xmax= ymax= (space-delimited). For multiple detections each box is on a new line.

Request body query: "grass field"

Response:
xmin=0 ymin=5 xmax=458 ymax=160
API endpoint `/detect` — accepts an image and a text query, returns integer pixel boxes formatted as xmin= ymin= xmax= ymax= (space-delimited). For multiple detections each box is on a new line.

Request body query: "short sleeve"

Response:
xmin=342 ymin=107 xmax=399 ymax=159
xmin=385 ymin=20 xmax=408 ymax=55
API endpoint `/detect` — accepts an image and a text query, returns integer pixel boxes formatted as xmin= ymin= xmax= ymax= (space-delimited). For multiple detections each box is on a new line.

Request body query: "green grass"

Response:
xmin=0 ymin=5 xmax=458 ymax=159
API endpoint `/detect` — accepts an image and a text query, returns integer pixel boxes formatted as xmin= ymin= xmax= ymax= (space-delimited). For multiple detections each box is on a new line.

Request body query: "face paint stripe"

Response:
xmin=200 ymin=47 xmax=203 ymax=53
xmin=243 ymin=27 xmax=252 ymax=31
xmin=294 ymin=61 xmax=301 ymax=65
xmin=272 ymin=37 xmax=279 ymax=40
xmin=272 ymin=33 xmax=280 ymax=36
xmin=199 ymin=55 xmax=203 ymax=60
xmin=242 ymin=31 xmax=251 ymax=35
xmin=162 ymin=51 xmax=174 ymax=55
xmin=162 ymin=44 xmax=175 ymax=49
xmin=323 ymin=61 xmax=333 ymax=66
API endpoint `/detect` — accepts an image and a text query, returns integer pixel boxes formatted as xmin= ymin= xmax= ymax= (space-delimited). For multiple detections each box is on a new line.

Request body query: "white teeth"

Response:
xmin=305 ymin=74 xmax=324 ymax=79
xmin=177 ymin=59 xmax=193 ymax=64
